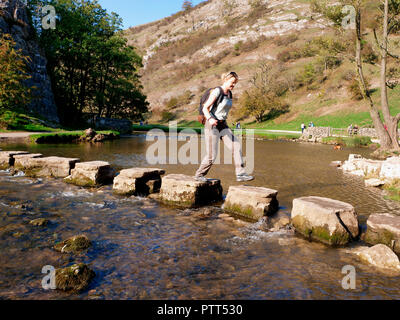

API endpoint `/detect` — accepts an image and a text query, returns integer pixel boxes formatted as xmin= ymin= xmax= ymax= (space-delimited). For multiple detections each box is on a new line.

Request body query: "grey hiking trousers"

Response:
xmin=195 ymin=120 xmax=246 ymax=177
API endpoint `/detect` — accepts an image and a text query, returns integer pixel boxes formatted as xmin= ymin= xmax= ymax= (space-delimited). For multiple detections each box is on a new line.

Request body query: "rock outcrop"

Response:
xmin=223 ymin=185 xmax=279 ymax=221
xmin=159 ymin=174 xmax=222 ymax=207
xmin=365 ymin=213 xmax=400 ymax=253
xmin=113 ymin=167 xmax=165 ymax=196
xmin=64 ymin=161 xmax=115 ymax=187
xmin=0 ymin=0 xmax=59 ymax=122
xmin=291 ymin=196 xmax=359 ymax=246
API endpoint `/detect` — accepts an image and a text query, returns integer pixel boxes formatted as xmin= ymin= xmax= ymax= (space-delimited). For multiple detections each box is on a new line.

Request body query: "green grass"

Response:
xmin=0 ymin=110 xmax=60 ymax=132
xmin=384 ymin=180 xmax=400 ymax=202
xmin=321 ymin=136 xmax=373 ymax=147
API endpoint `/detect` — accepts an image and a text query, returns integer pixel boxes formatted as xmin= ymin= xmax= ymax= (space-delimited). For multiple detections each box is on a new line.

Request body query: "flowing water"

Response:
xmin=0 ymin=134 xmax=400 ymax=300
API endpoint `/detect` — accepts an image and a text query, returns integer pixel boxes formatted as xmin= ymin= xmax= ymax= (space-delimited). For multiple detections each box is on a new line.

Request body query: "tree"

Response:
xmin=0 ymin=34 xmax=32 ymax=112
xmin=182 ymin=1 xmax=193 ymax=12
xmin=31 ymin=0 xmax=148 ymax=126
xmin=312 ymin=0 xmax=400 ymax=154
xmin=237 ymin=61 xmax=289 ymax=123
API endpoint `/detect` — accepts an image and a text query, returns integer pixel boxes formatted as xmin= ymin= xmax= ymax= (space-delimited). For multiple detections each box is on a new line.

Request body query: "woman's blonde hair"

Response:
xmin=221 ymin=71 xmax=239 ymax=83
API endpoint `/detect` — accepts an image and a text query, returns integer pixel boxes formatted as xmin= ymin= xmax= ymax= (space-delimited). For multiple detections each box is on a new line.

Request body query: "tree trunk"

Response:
xmin=380 ymin=0 xmax=400 ymax=150
xmin=354 ymin=6 xmax=392 ymax=149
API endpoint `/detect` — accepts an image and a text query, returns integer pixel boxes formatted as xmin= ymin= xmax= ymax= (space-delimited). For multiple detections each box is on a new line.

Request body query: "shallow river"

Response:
xmin=0 ymin=134 xmax=400 ymax=299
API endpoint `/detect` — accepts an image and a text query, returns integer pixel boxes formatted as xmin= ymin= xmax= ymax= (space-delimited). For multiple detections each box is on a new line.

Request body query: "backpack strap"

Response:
xmin=210 ymin=87 xmax=224 ymax=119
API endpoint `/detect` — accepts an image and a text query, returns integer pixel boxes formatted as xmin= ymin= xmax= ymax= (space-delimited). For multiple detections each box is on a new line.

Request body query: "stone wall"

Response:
xmin=358 ymin=128 xmax=400 ymax=138
xmin=94 ymin=117 xmax=132 ymax=134
xmin=0 ymin=0 xmax=59 ymax=123
xmin=303 ymin=127 xmax=331 ymax=139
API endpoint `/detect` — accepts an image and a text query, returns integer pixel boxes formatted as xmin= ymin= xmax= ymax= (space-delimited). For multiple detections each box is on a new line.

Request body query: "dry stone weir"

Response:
xmin=159 ymin=174 xmax=222 ymax=207
xmin=0 ymin=151 xmax=30 ymax=169
xmin=291 ymin=196 xmax=359 ymax=246
xmin=223 ymin=185 xmax=279 ymax=221
xmin=113 ymin=168 xmax=165 ymax=196
xmin=21 ymin=156 xmax=80 ymax=178
xmin=365 ymin=213 xmax=400 ymax=253
xmin=65 ymin=161 xmax=115 ymax=187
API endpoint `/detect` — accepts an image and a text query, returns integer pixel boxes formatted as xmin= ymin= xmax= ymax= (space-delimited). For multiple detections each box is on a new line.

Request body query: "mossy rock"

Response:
xmin=292 ymin=215 xmax=350 ymax=246
xmin=54 ymin=235 xmax=92 ymax=253
xmin=55 ymin=264 xmax=95 ymax=293
xmin=64 ymin=175 xmax=97 ymax=187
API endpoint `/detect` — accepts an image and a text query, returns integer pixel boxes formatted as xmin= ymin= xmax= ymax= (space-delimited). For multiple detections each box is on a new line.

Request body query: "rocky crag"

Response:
xmin=0 ymin=0 xmax=59 ymax=123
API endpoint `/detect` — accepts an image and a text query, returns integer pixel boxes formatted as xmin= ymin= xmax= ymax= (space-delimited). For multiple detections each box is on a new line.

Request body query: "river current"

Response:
xmin=0 ymin=134 xmax=399 ymax=299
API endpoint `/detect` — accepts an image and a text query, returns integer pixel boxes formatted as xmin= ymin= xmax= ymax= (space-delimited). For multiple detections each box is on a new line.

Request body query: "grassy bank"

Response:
xmin=0 ymin=111 xmax=60 ymax=132
xmin=384 ymin=180 xmax=400 ymax=202
xmin=30 ymin=130 xmax=120 ymax=144
xmin=321 ymin=136 xmax=374 ymax=148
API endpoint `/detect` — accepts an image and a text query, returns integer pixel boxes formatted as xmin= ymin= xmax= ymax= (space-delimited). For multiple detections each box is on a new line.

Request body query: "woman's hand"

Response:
xmin=208 ymin=118 xmax=218 ymax=127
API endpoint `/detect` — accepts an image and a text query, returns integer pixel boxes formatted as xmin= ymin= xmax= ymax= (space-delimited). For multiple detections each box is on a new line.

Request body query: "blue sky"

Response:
xmin=98 ymin=0 xmax=205 ymax=29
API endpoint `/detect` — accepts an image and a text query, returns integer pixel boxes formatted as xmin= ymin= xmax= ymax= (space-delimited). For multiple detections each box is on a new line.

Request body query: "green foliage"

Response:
xmin=0 ymin=34 xmax=32 ymax=112
xmin=0 ymin=110 xmax=59 ymax=132
xmin=33 ymin=0 xmax=148 ymax=126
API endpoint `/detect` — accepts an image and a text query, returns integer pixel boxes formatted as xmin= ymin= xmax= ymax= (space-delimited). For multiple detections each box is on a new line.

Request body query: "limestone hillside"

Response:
xmin=124 ymin=0 xmax=400 ymax=129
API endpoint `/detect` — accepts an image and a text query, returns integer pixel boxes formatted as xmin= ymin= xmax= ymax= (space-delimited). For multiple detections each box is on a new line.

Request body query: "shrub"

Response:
xmin=275 ymin=34 xmax=299 ymax=46
xmin=348 ymin=78 xmax=370 ymax=100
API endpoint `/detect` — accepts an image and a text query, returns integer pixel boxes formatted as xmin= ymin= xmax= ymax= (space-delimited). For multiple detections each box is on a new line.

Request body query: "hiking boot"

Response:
xmin=194 ymin=175 xmax=208 ymax=182
xmin=236 ymin=174 xmax=254 ymax=182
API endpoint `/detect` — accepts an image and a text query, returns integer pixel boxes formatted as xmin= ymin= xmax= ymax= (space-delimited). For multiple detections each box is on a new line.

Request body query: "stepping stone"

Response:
xmin=13 ymin=153 xmax=43 ymax=170
xmin=0 ymin=151 xmax=29 ymax=169
xmin=380 ymin=157 xmax=400 ymax=180
xmin=159 ymin=174 xmax=222 ymax=207
xmin=64 ymin=161 xmax=115 ymax=187
xmin=365 ymin=178 xmax=385 ymax=188
xmin=113 ymin=168 xmax=165 ymax=196
xmin=291 ymin=196 xmax=359 ymax=246
xmin=354 ymin=244 xmax=400 ymax=272
xmin=223 ymin=185 xmax=279 ymax=221
xmin=22 ymin=156 xmax=80 ymax=178
xmin=365 ymin=213 xmax=400 ymax=253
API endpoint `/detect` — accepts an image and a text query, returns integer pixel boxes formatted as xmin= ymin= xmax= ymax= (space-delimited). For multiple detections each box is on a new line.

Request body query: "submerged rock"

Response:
xmin=291 ymin=196 xmax=359 ymax=246
xmin=223 ymin=185 xmax=279 ymax=221
xmin=55 ymin=264 xmax=95 ymax=293
xmin=29 ymin=218 xmax=49 ymax=227
xmin=64 ymin=161 xmax=115 ymax=187
xmin=54 ymin=235 xmax=92 ymax=253
xmin=354 ymin=244 xmax=400 ymax=272
xmin=365 ymin=213 xmax=400 ymax=253
xmin=113 ymin=168 xmax=165 ymax=196
xmin=159 ymin=174 xmax=222 ymax=207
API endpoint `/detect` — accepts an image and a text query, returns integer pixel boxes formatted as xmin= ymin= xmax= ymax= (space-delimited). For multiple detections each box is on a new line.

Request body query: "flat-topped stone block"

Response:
xmin=291 ymin=196 xmax=359 ymax=246
xmin=22 ymin=156 xmax=80 ymax=178
xmin=380 ymin=157 xmax=400 ymax=180
xmin=0 ymin=151 xmax=30 ymax=169
xmin=65 ymin=161 xmax=115 ymax=187
xmin=354 ymin=244 xmax=400 ymax=272
xmin=365 ymin=213 xmax=400 ymax=253
xmin=13 ymin=154 xmax=43 ymax=170
xmin=159 ymin=174 xmax=222 ymax=207
xmin=113 ymin=168 xmax=165 ymax=196
xmin=223 ymin=185 xmax=279 ymax=221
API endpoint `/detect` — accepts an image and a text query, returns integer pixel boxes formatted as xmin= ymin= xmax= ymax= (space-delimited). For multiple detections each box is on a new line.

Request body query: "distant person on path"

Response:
xmin=347 ymin=124 xmax=353 ymax=136
xmin=353 ymin=124 xmax=359 ymax=135
xmin=195 ymin=72 xmax=254 ymax=182
xmin=236 ymin=122 xmax=241 ymax=129
xmin=301 ymin=123 xmax=305 ymax=133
